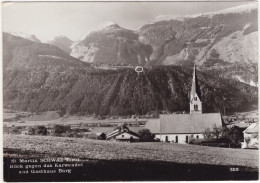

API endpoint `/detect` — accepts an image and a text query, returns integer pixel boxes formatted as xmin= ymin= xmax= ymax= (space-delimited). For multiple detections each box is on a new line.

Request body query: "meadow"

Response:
xmin=4 ymin=134 xmax=258 ymax=168
xmin=3 ymin=134 xmax=259 ymax=181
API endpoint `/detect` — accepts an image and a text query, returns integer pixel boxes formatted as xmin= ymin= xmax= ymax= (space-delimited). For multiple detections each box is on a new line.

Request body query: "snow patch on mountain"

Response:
xmin=152 ymin=3 xmax=257 ymax=23
xmin=234 ymin=75 xmax=258 ymax=87
xmin=243 ymin=23 xmax=251 ymax=30
xmin=9 ymin=32 xmax=41 ymax=43
xmin=38 ymin=55 xmax=63 ymax=60
xmin=97 ymin=21 xmax=119 ymax=30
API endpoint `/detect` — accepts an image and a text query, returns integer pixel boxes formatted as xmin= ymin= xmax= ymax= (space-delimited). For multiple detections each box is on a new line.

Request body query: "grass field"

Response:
xmin=4 ymin=112 xmax=147 ymax=127
xmin=3 ymin=134 xmax=258 ymax=168
xmin=3 ymin=134 xmax=258 ymax=181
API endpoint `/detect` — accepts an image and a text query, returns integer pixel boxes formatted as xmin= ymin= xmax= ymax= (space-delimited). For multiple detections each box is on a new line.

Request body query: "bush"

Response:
xmin=52 ymin=125 xmax=71 ymax=136
xmin=189 ymin=138 xmax=203 ymax=145
xmin=28 ymin=127 xmax=36 ymax=135
xmin=8 ymin=126 xmax=25 ymax=134
xmin=138 ymin=129 xmax=155 ymax=142
xmin=201 ymin=138 xmax=230 ymax=148
xmin=35 ymin=126 xmax=47 ymax=135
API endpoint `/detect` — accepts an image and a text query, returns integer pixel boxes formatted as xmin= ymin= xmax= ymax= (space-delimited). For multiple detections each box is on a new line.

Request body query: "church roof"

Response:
xmin=145 ymin=113 xmax=222 ymax=134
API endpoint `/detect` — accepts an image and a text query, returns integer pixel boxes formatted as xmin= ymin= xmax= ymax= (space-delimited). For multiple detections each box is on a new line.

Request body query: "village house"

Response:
xmin=106 ymin=124 xmax=140 ymax=142
xmin=145 ymin=65 xmax=223 ymax=143
xmin=241 ymin=123 xmax=259 ymax=149
xmin=21 ymin=130 xmax=29 ymax=135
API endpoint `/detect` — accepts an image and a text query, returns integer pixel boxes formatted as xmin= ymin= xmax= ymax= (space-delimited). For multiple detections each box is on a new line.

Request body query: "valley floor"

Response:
xmin=3 ymin=134 xmax=259 ymax=181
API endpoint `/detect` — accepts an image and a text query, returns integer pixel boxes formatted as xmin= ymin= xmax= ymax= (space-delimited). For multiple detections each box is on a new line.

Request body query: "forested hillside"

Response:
xmin=3 ymin=66 xmax=257 ymax=115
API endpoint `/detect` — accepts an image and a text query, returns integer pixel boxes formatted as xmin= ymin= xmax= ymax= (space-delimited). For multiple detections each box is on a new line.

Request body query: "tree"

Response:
xmin=212 ymin=125 xmax=222 ymax=139
xmin=28 ymin=127 xmax=36 ymax=135
xmin=221 ymin=126 xmax=230 ymax=138
xmin=244 ymin=136 xmax=251 ymax=148
xmin=53 ymin=125 xmax=71 ymax=136
xmin=203 ymin=128 xmax=213 ymax=140
xmin=228 ymin=127 xmax=244 ymax=147
xmin=35 ymin=126 xmax=47 ymax=135
xmin=138 ymin=129 xmax=155 ymax=142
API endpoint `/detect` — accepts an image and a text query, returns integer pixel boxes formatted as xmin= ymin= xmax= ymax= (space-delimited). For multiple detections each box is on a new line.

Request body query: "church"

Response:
xmin=145 ymin=65 xmax=223 ymax=143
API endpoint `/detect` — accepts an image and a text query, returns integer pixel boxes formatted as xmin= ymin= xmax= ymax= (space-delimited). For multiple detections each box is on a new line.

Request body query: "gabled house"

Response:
xmin=242 ymin=123 xmax=258 ymax=149
xmin=21 ymin=130 xmax=29 ymax=135
xmin=145 ymin=65 xmax=223 ymax=144
xmin=106 ymin=124 xmax=140 ymax=142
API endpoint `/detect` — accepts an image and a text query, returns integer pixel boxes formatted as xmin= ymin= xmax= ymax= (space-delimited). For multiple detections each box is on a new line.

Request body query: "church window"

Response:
xmin=194 ymin=97 xmax=197 ymax=101
xmin=196 ymin=135 xmax=199 ymax=139
xmin=175 ymin=136 xmax=178 ymax=143
xmin=194 ymin=104 xmax=198 ymax=111
xmin=186 ymin=136 xmax=188 ymax=143
xmin=122 ymin=135 xmax=124 ymax=137
xmin=165 ymin=136 xmax=169 ymax=142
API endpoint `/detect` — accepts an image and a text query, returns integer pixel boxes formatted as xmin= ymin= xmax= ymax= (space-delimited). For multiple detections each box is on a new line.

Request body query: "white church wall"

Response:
xmin=155 ymin=134 xmax=204 ymax=144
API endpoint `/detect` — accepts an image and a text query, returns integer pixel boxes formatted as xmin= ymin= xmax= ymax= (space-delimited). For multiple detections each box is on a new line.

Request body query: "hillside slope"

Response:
xmin=3 ymin=66 xmax=257 ymax=115
xmin=138 ymin=4 xmax=257 ymax=67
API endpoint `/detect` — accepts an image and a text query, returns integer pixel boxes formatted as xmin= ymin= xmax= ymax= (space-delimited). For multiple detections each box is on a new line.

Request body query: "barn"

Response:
xmin=145 ymin=65 xmax=223 ymax=143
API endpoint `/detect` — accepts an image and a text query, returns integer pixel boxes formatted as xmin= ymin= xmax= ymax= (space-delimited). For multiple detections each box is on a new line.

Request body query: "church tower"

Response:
xmin=190 ymin=65 xmax=202 ymax=114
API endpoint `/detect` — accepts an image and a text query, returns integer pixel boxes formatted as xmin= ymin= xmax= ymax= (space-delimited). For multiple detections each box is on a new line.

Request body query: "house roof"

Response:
xmin=106 ymin=128 xmax=140 ymax=140
xmin=233 ymin=122 xmax=249 ymax=129
xmin=244 ymin=123 xmax=258 ymax=134
xmin=145 ymin=113 xmax=222 ymax=134
xmin=145 ymin=119 xmax=160 ymax=134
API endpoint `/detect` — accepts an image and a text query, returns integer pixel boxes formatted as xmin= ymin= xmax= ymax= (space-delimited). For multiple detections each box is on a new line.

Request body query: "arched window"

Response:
xmin=194 ymin=104 xmax=198 ymax=111
xmin=175 ymin=136 xmax=178 ymax=143
xmin=186 ymin=136 xmax=188 ymax=143
xmin=196 ymin=135 xmax=199 ymax=139
xmin=194 ymin=97 xmax=197 ymax=101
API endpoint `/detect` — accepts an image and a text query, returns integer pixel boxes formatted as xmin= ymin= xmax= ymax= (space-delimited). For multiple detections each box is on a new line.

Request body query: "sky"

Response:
xmin=2 ymin=1 xmax=257 ymax=42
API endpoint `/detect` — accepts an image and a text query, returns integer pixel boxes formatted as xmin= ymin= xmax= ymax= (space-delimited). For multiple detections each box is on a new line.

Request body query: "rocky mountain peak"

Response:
xmin=97 ymin=21 xmax=120 ymax=31
xmin=47 ymin=35 xmax=74 ymax=54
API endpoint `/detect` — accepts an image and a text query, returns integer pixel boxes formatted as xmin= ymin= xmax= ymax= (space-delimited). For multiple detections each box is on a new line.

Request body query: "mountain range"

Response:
xmin=3 ymin=33 xmax=257 ymax=115
xmin=3 ymin=4 xmax=258 ymax=115
xmin=69 ymin=4 xmax=257 ymax=85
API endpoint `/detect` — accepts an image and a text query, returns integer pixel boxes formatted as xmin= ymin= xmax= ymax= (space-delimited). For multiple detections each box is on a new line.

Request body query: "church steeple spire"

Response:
xmin=190 ymin=64 xmax=202 ymax=114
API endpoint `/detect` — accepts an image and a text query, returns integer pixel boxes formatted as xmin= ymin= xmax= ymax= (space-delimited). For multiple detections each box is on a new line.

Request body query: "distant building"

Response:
xmin=21 ymin=130 xmax=29 ymax=135
xmin=106 ymin=124 xmax=140 ymax=142
xmin=242 ymin=123 xmax=259 ymax=149
xmin=146 ymin=65 xmax=223 ymax=144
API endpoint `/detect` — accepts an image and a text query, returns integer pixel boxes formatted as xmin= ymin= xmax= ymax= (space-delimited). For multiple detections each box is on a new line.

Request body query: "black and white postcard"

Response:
xmin=2 ymin=0 xmax=259 ymax=181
